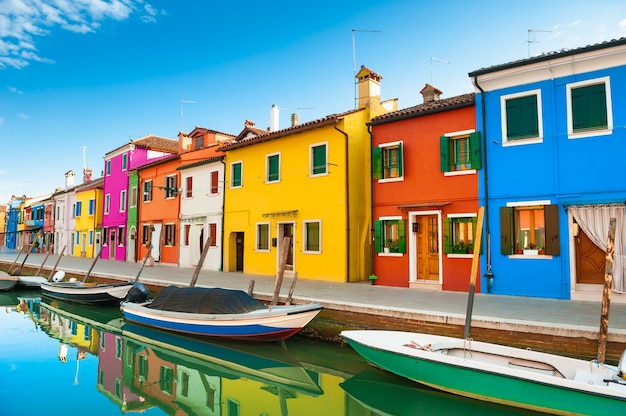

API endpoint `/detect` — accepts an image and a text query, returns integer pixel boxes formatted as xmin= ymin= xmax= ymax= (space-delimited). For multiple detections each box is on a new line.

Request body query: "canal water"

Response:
xmin=0 ymin=290 xmax=545 ymax=415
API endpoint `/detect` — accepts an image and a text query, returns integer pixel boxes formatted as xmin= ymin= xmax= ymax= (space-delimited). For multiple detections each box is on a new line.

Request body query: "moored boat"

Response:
xmin=0 ymin=271 xmax=19 ymax=291
xmin=341 ymin=330 xmax=626 ymax=415
xmin=41 ymin=280 xmax=139 ymax=306
xmin=16 ymin=275 xmax=48 ymax=288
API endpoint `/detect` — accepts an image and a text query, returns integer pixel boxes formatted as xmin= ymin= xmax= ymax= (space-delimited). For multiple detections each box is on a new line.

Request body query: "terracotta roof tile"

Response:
xmin=369 ymin=93 xmax=475 ymax=125
xmin=133 ymin=135 xmax=179 ymax=154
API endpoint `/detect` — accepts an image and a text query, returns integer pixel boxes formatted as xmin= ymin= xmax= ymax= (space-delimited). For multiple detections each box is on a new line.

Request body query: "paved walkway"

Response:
xmin=1 ymin=248 xmax=625 ymax=341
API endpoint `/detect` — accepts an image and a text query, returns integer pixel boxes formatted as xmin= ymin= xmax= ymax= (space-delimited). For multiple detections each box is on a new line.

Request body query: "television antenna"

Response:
xmin=527 ymin=29 xmax=552 ymax=57
xmin=352 ymin=29 xmax=381 ymax=109
xmin=430 ymin=57 xmax=450 ymax=85
xmin=180 ymin=97 xmax=196 ymax=132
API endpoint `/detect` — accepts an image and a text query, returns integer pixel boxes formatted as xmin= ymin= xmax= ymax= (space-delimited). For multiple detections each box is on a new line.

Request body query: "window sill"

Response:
xmin=378 ymin=252 xmax=402 ymax=257
xmin=568 ymin=128 xmax=612 ymax=140
xmin=502 ymin=137 xmax=543 ymax=147
xmin=509 ymin=254 xmax=553 ymax=259
xmin=447 ymin=253 xmax=473 ymax=258
xmin=377 ymin=177 xmax=404 ymax=183
xmin=444 ymin=170 xmax=476 ymax=177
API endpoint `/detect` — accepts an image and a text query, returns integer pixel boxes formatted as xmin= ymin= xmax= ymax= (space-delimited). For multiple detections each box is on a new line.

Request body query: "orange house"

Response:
xmin=369 ymin=86 xmax=480 ymax=291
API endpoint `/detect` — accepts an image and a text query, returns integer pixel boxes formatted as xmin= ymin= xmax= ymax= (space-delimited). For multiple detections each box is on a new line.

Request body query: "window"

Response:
xmin=500 ymin=203 xmax=559 ymax=256
xmin=226 ymin=399 xmax=240 ymax=416
xmin=129 ymin=186 xmax=137 ymax=208
xmin=311 ymin=143 xmax=327 ymax=175
xmin=89 ymin=230 xmax=94 ymax=246
xmin=193 ymin=134 xmax=204 ymax=150
xmin=165 ymin=224 xmax=176 ymax=246
xmin=159 ymin=366 xmax=174 ymax=395
xmin=303 ymin=220 xmax=321 ymax=253
xmin=266 ymin=153 xmax=280 ymax=183
xmin=104 ymin=194 xmax=110 ymax=214
xmin=118 ymin=226 xmax=124 ymax=246
xmin=138 ymin=355 xmax=148 ymax=381
xmin=440 ymin=131 xmax=482 ymax=172
xmin=106 ymin=160 xmax=111 ymax=176
xmin=231 ymin=162 xmax=242 ymax=188
xmin=75 ymin=233 xmax=80 ymax=245
xmin=443 ymin=215 xmax=478 ymax=254
xmin=89 ymin=199 xmax=95 ymax=215
xmin=71 ymin=203 xmax=76 ymax=218
xmin=75 ymin=201 xmax=82 ymax=217
xmin=185 ymin=177 xmax=193 ymax=198
xmin=142 ymin=225 xmax=150 ymax=244
xmin=165 ymin=175 xmax=177 ymax=198
xmin=210 ymin=171 xmax=219 ymax=194
xmin=373 ymin=142 xmax=403 ymax=180
xmin=375 ymin=218 xmax=406 ymax=253
xmin=501 ymin=91 xmax=542 ymax=142
xmin=184 ymin=224 xmax=191 ymax=246
xmin=122 ymin=153 xmax=128 ymax=171
xmin=103 ymin=228 xmax=109 ymax=246
xmin=143 ymin=180 xmax=152 ymax=202
xmin=181 ymin=372 xmax=190 ymax=398
xmin=256 ymin=223 xmax=270 ymax=251
xmin=567 ymin=77 xmax=612 ymax=138
xmin=119 ymin=190 xmax=127 ymax=212
xmin=209 ymin=223 xmax=217 ymax=247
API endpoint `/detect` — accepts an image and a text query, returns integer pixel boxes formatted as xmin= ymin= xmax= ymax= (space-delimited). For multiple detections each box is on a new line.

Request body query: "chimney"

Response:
xmin=270 ymin=104 xmax=279 ymax=132
xmin=356 ymin=65 xmax=382 ymax=109
xmin=420 ymin=84 xmax=443 ymax=103
xmin=290 ymin=113 xmax=299 ymax=127
xmin=83 ymin=168 xmax=93 ymax=183
xmin=244 ymin=120 xmax=256 ymax=128
xmin=65 ymin=170 xmax=75 ymax=189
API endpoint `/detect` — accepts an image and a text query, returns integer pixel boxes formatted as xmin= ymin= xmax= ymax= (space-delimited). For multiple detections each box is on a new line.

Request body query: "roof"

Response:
xmin=469 ymin=37 xmax=626 ymax=77
xmin=369 ymin=93 xmax=475 ymax=125
xmin=105 ymin=134 xmax=178 ymax=156
xmin=132 ymin=154 xmax=180 ymax=172
xmin=177 ymin=155 xmax=224 ymax=171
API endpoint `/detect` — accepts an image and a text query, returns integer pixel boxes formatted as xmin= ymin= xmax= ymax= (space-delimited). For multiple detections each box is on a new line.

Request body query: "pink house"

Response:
xmin=102 ymin=135 xmax=177 ymax=261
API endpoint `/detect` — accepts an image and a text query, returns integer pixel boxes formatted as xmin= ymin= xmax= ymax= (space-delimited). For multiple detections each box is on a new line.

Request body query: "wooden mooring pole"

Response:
xmin=464 ymin=206 xmax=485 ymax=339
xmin=272 ymin=236 xmax=291 ymax=306
xmin=597 ymin=217 xmax=616 ymax=364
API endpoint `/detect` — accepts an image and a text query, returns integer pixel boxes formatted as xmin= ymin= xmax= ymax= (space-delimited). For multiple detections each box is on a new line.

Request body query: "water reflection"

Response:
xmin=0 ymin=293 xmax=547 ymax=415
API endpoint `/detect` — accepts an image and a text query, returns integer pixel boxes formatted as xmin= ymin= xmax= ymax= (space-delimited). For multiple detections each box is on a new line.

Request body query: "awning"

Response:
xmin=396 ymin=202 xmax=450 ymax=214
xmin=262 ymin=210 xmax=298 ymax=218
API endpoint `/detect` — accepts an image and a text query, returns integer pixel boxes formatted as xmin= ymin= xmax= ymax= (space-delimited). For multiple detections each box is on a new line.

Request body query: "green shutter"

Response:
xmin=398 ymin=220 xmax=406 ymax=253
xmin=500 ymin=207 xmax=514 ymax=255
xmin=469 ymin=132 xmax=482 ymax=169
xmin=268 ymin=155 xmax=279 ymax=181
xmin=372 ymin=147 xmax=382 ymax=179
xmin=442 ymin=218 xmax=451 ymax=254
xmin=375 ymin=220 xmax=382 ymax=253
xmin=544 ymin=204 xmax=560 ymax=256
xmin=313 ymin=145 xmax=326 ymax=174
xmin=439 ymin=136 xmax=450 ymax=172
xmin=397 ymin=143 xmax=403 ymax=177
xmin=573 ymin=83 xmax=607 ymax=131
xmin=232 ymin=163 xmax=241 ymax=187
xmin=506 ymin=95 xmax=538 ymax=139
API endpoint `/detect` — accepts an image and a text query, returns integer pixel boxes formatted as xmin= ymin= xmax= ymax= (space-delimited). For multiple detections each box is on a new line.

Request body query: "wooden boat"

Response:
xmin=40 ymin=279 xmax=138 ymax=306
xmin=16 ymin=275 xmax=48 ymax=288
xmin=341 ymin=330 xmax=626 ymax=415
xmin=0 ymin=271 xmax=19 ymax=291
xmin=121 ymin=285 xmax=322 ymax=341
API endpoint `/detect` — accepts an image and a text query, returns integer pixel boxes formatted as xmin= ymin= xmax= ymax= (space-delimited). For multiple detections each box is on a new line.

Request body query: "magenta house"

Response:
xmin=101 ymin=135 xmax=178 ymax=261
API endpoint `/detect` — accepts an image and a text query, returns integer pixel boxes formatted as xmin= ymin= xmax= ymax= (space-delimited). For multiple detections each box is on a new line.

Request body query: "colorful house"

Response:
xmin=469 ymin=37 xmax=626 ymax=301
xmin=176 ymin=126 xmax=234 ymax=271
xmin=52 ymin=170 xmax=78 ymax=256
xmin=72 ymin=176 xmax=103 ymax=257
xmin=102 ymin=135 xmax=177 ymax=262
xmin=219 ymin=66 xmax=397 ymax=282
xmin=43 ymin=197 xmax=55 ymax=252
xmin=5 ymin=196 xmax=25 ymax=249
xmin=369 ymin=87 xmax=479 ymax=291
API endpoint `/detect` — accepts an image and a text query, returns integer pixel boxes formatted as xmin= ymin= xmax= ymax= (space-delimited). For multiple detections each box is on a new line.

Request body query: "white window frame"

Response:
xmin=377 ymin=140 xmax=404 ymax=183
xmin=104 ymin=194 xmax=111 ymax=214
xmin=265 ymin=152 xmax=281 ymax=184
xmin=309 ymin=142 xmax=328 ymax=177
xmin=256 ymin=222 xmax=271 ymax=252
xmin=230 ymin=161 xmax=243 ymax=189
xmin=566 ymin=76 xmax=612 ymax=139
xmin=143 ymin=180 xmax=153 ymax=203
xmin=302 ymin=219 xmax=322 ymax=254
xmin=119 ymin=190 xmax=127 ymax=213
xmin=129 ymin=186 xmax=137 ymax=208
xmin=500 ymin=89 xmax=543 ymax=147
xmin=443 ymin=129 xmax=477 ymax=177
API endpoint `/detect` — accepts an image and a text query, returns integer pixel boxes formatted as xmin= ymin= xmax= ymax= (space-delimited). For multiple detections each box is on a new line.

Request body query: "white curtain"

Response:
xmin=570 ymin=205 xmax=625 ymax=292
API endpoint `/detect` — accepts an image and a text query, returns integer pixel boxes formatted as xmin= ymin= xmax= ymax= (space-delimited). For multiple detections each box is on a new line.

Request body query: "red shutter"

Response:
xmin=211 ymin=171 xmax=218 ymax=194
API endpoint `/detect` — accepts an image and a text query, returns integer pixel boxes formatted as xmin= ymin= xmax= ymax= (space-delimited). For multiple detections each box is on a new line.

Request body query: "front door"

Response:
xmin=235 ymin=232 xmax=244 ymax=272
xmin=279 ymin=223 xmax=294 ymax=274
xmin=109 ymin=228 xmax=116 ymax=260
xmin=151 ymin=224 xmax=162 ymax=262
xmin=416 ymin=215 xmax=440 ymax=281
xmin=575 ymin=228 xmax=605 ymax=285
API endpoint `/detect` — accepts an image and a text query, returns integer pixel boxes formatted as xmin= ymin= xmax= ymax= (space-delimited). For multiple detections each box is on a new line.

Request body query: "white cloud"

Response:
xmin=0 ymin=0 xmax=161 ymax=70
xmin=17 ymin=112 xmax=29 ymax=119
xmin=7 ymin=85 xmax=22 ymax=94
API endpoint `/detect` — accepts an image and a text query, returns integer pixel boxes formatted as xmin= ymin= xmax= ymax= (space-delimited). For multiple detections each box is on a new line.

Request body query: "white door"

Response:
xmin=151 ymin=224 xmax=162 ymax=262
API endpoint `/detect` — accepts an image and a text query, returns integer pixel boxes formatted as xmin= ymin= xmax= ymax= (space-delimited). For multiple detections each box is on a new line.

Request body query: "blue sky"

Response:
xmin=1 ymin=0 xmax=626 ymax=204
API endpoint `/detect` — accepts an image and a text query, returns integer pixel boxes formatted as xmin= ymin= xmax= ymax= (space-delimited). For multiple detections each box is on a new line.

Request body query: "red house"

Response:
xmin=369 ymin=85 xmax=480 ymax=291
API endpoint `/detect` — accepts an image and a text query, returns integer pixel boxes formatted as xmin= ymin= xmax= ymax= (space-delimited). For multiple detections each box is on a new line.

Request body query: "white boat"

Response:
xmin=341 ymin=330 xmax=626 ymax=415
xmin=40 ymin=279 xmax=137 ymax=306
xmin=16 ymin=275 xmax=48 ymax=288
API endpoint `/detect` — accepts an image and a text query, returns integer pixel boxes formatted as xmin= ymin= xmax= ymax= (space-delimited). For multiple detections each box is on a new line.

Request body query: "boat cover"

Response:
xmin=147 ymin=286 xmax=267 ymax=314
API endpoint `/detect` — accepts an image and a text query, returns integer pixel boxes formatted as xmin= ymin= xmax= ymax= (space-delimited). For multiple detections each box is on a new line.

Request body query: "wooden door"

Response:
xmin=575 ymin=229 xmax=605 ymax=284
xmin=416 ymin=215 xmax=440 ymax=281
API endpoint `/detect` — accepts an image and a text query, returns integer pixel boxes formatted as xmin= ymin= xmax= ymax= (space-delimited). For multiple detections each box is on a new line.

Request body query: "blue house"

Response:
xmin=5 ymin=198 xmax=24 ymax=249
xmin=469 ymin=38 xmax=626 ymax=301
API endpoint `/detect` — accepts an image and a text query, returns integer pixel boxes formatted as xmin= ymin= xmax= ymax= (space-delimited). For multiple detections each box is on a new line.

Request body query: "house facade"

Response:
xmin=369 ymin=87 xmax=479 ymax=291
xmin=102 ymin=135 xmax=177 ymax=262
xmin=470 ymin=37 xmax=626 ymax=301
xmin=219 ymin=66 xmax=397 ymax=282
xmin=52 ymin=170 xmax=77 ymax=256
xmin=72 ymin=177 xmax=103 ymax=258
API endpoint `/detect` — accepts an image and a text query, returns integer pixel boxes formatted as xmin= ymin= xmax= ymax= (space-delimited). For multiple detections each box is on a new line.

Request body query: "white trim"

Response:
xmin=500 ymin=89 xmax=543 ymax=146
xmin=255 ymin=222 xmax=271 ymax=252
xmin=447 ymin=212 xmax=477 ymax=218
xmin=506 ymin=200 xmax=550 ymax=207
xmin=566 ymin=76 xmax=613 ymax=139
xmin=309 ymin=142 xmax=329 ymax=177
xmin=443 ymin=128 xmax=475 ymax=137
xmin=230 ymin=161 xmax=243 ymax=189
xmin=408 ymin=210 xmax=443 ymax=284
xmin=302 ymin=219 xmax=322 ymax=254
xmin=379 ymin=215 xmax=402 ymax=221
xmin=265 ymin=152 xmax=281 ymax=184
xmin=377 ymin=141 xmax=404 ymax=182
xmin=119 ymin=189 xmax=127 ymax=213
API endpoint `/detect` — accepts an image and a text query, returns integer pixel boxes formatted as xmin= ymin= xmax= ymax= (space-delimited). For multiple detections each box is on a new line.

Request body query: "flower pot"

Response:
xmin=383 ymin=247 xmax=390 ymax=253
xmin=523 ymin=249 xmax=539 ymax=255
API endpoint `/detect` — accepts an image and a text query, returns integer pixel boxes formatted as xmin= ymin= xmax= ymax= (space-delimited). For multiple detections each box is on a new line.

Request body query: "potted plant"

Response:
xmin=368 ymin=274 xmax=378 ymax=285
xmin=452 ymin=241 xmax=467 ymax=254
xmin=385 ymin=239 xmax=399 ymax=253
xmin=523 ymin=243 xmax=538 ymax=256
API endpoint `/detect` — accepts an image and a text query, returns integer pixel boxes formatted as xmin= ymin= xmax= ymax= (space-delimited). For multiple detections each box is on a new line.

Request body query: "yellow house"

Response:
xmin=220 ymin=67 xmax=397 ymax=282
xmin=73 ymin=177 xmax=104 ymax=257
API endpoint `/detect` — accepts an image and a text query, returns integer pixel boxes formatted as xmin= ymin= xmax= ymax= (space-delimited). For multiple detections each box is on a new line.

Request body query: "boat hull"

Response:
xmin=121 ymin=301 xmax=322 ymax=341
xmin=341 ymin=330 xmax=626 ymax=415
xmin=0 ymin=276 xmax=19 ymax=291
xmin=16 ymin=275 xmax=48 ymax=288
xmin=40 ymin=281 xmax=134 ymax=306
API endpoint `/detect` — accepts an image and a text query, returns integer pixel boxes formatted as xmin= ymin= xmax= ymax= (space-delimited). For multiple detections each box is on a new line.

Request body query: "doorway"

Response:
xmin=235 ymin=232 xmax=244 ymax=272
xmin=109 ymin=228 xmax=116 ymax=260
xmin=575 ymin=228 xmax=605 ymax=285
xmin=409 ymin=211 xmax=441 ymax=284
xmin=278 ymin=222 xmax=295 ymax=275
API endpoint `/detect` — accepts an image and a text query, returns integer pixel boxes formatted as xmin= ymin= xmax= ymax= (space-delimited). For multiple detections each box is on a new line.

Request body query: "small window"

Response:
xmin=267 ymin=153 xmax=280 ymax=183
xmin=210 ymin=171 xmax=219 ymax=194
xmin=303 ymin=220 xmax=321 ymax=253
xmin=120 ymin=190 xmax=127 ymax=212
xmin=374 ymin=219 xmax=406 ymax=253
xmin=502 ymin=92 xmax=541 ymax=142
xmin=440 ymin=132 xmax=482 ymax=172
xmin=500 ymin=204 xmax=559 ymax=256
xmin=118 ymin=226 xmax=124 ymax=246
xmin=165 ymin=175 xmax=177 ymax=199
xmin=142 ymin=225 xmax=150 ymax=245
xmin=129 ymin=186 xmax=137 ymax=208
xmin=122 ymin=154 xmax=128 ymax=171
xmin=231 ymin=162 xmax=243 ymax=188
xmin=567 ymin=77 xmax=612 ymax=138
xmin=159 ymin=366 xmax=174 ymax=395
xmin=89 ymin=199 xmax=95 ymax=215
xmin=164 ymin=224 xmax=176 ymax=246
xmin=75 ymin=201 xmax=82 ymax=217
xmin=194 ymin=134 xmax=204 ymax=150
xmin=256 ymin=223 xmax=270 ymax=251
xmin=311 ymin=143 xmax=327 ymax=175
xmin=373 ymin=142 xmax=403 ymax=180
xmin=443 ymin=216 xmax=477 ymax=254
xmin=143 ymin=181 xmax=153 ymax=202
xmin=106 ymin=160 xmax=111 ymax=176
xmin=185 ymin=176 xmax=193 ymax=198
xmin=104 ymin=194 xmax=111 ymax=214
xmin=103 ymin=228 xmax=109 ymax=246
xmin=209 ymin=223 xmax=217 ymax=247
xmin=184 ymin=224 xmax=191 ymax=246
xmin=89 ymin=230 xmax=94 ymax=246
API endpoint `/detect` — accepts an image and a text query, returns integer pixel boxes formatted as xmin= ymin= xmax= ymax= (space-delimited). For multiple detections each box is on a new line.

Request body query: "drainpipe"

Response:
xmin=473 ymin=75 xmax=494 ymax=292
xmin=334 ymin=122 xmax=350 ymax=282
xmin=220 ymin=158 xmax=226 ymax=272
xmin=367 ymin=122 xmax=375 ymax=279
